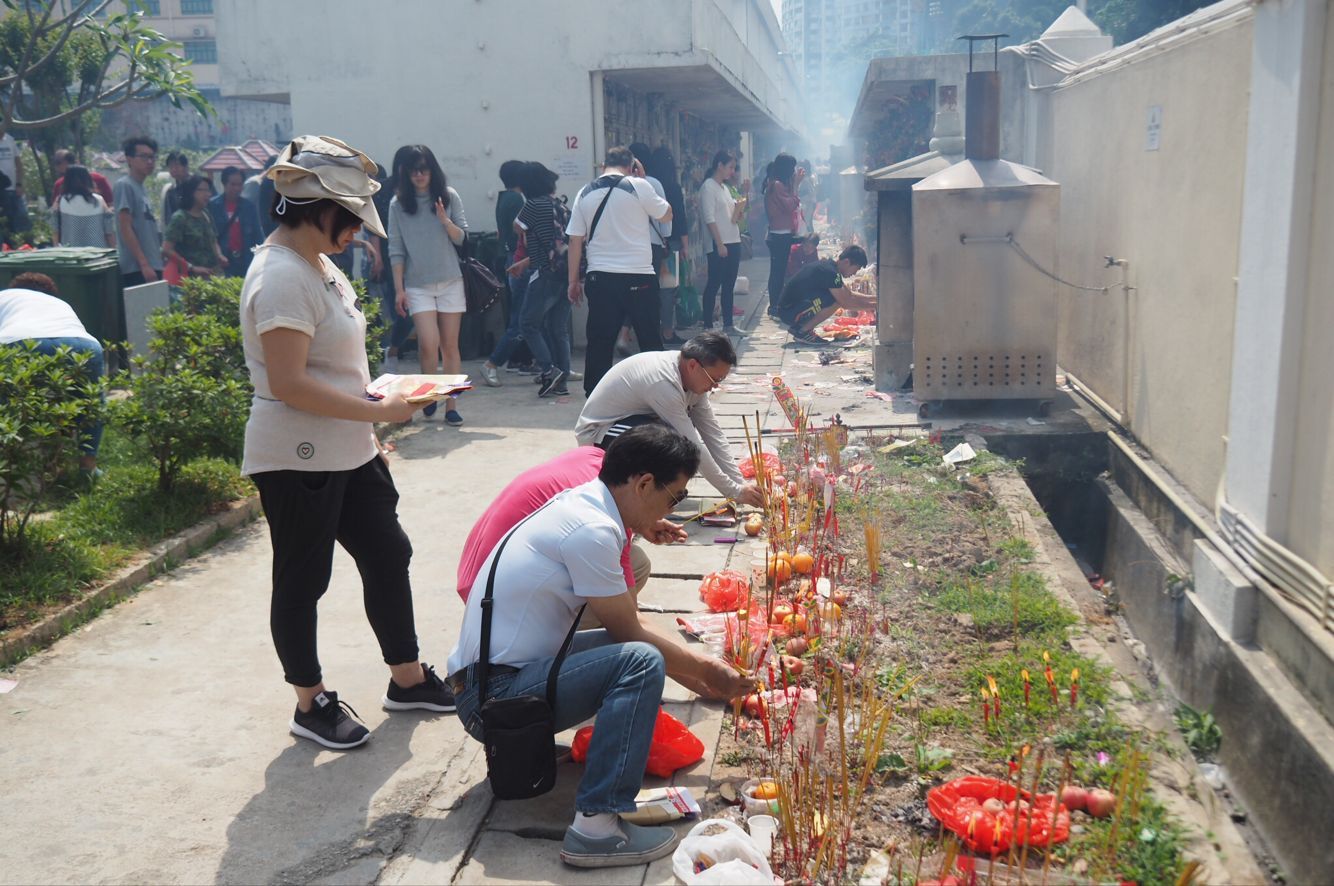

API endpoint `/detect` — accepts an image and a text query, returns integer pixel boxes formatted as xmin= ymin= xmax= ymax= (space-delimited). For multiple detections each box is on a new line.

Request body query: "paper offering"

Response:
xmin=620 ymin=786 xmax=701 ymax=825
xmin=367 ymin=374 xmax=472 ymax=403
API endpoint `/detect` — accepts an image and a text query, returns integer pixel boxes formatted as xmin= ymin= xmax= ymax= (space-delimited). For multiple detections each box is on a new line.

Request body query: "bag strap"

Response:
xmin=585 ymin=175 xmax=624 ymax=246
xmin=477 ymin=502 xmax=585 ymax=707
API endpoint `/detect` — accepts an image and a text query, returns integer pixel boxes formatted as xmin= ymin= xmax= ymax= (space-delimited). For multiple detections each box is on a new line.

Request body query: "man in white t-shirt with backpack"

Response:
xmin=566 ymin=145 xmax=672 ymax=397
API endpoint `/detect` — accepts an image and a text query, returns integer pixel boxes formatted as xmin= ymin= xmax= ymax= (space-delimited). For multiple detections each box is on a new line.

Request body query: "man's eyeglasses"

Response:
xmin=698 ymin=361 xmax=725 ymax=390
xmin=659 ymin=483 xmax=690 ymax=508
xmin=132 ymin=152 xmax=156 ymax=161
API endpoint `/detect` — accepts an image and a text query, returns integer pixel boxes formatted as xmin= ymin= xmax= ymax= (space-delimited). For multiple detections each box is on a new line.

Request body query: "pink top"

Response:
xmin=765 ymin=180 xmax=801 ymax=233
xmin=456 ymin=446 xmax=636 ymax=600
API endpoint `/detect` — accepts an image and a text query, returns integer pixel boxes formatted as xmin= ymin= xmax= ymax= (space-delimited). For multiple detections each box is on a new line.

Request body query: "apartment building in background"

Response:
xmin=96 ymin=0 xmax=290 ymax=148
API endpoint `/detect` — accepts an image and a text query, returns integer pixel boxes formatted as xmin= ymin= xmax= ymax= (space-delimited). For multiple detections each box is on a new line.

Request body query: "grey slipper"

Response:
xmin=559 ymin=821 xmax=677 ymax=868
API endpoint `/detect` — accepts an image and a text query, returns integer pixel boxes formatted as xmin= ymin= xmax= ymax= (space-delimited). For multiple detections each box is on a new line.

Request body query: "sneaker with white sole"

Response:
xmin=289 ymin=690 xmax=370 ymax=750
xmin=538 ymin=368 xmax=566 ymax=398
xmin=790 ymin=327 xmax=832 ymax=346
xmin=560 ymin=821 xmax=677 ymax=868
xmin=480 ymin=363 xmax=501 ymax=387
xmin=382 ymin=663 xmax=456 ymax=712
xmin=566 ymin=369 xmax=583 ymax=381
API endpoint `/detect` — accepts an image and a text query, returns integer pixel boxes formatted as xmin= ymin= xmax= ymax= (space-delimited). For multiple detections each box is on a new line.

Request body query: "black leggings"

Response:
xmin=766 ymin=233 xmax=796 ymax=311
xmin=702 ymin=246 xmax=742 ymax=328
xmin=253 ymin=456 xmax=418 ymax=687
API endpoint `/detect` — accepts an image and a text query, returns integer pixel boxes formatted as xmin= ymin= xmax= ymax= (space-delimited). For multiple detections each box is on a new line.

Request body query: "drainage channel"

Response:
xmin=976 ymin=428 xmax=1288 ymax=884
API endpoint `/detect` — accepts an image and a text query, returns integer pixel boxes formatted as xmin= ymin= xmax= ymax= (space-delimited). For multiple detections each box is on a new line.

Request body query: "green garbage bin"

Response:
xmin=0 ymin=247 xmax=123 ymax=344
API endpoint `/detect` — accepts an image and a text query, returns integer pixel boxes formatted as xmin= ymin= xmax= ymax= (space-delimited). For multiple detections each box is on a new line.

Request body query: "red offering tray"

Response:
xmin=926 ymin=776 xmax=1070 ymax=856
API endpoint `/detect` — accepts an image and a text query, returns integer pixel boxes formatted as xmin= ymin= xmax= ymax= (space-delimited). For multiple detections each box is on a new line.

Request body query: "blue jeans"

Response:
xmin=488 ymin=250 xmax=529 ymax=366
xmin=377 ymin=277 xmax=412 ymax=353
xmin=519 ymin=271 xmax=571 ymax=376
xmin=455 ymin=629 xmax=665 ymax=813
xmin=27 ymin=336 xmax=104 ymax=457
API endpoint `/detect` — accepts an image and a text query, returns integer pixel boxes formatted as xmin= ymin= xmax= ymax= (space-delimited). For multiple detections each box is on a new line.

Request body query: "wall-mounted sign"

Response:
xmin=1146 ymin=105 xmax=1162 ymax=151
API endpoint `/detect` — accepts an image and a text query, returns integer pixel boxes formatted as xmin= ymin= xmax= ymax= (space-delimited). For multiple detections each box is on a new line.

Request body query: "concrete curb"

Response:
xmin=0 ymin=495 xmax=263 ymax=667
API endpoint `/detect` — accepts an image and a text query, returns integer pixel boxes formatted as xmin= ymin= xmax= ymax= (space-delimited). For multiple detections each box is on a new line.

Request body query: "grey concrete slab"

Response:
xmin=638 ymin=577 xmax=703 ymax=613
xmin=454 ymin=829 xmax=636 ymax=885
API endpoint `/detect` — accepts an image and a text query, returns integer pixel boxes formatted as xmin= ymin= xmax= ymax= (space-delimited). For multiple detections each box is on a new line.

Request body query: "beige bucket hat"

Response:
xmin=265 ymin=135 xmax=385 ymax=238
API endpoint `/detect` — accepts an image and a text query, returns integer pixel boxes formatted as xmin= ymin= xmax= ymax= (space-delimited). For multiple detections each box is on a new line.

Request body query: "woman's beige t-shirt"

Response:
xmin=240 ymin=244 xmax=377 ymax=475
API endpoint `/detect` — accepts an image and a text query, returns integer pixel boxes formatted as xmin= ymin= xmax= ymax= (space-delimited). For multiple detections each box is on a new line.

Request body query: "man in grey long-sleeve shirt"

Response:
xmin=575 ymin=332 xmax=765 ymax=507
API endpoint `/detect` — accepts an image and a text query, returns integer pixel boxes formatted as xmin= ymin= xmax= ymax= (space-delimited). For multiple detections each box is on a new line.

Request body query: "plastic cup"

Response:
xmin=747 ymin=813 xmax=778 ymax=855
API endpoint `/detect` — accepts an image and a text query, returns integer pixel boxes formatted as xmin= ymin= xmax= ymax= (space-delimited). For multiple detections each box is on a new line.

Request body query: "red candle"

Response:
xmin=1022 ymin=669 xmax=1032 ymax=707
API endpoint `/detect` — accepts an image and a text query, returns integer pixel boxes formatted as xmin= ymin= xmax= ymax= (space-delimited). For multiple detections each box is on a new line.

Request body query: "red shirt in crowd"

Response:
xmin=455 ymin=446 xmax=635 ymax=600
xmin=223 ymin=197 xmax=243 ymax=252
xmin=50 ymin=171 xmax=114 ymax=207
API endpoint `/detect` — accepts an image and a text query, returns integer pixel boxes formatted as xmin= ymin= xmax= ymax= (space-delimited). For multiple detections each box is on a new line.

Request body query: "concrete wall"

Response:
xmin=1046 ymin=18 xmax=1252 ymax=506
xmin=216 ymin=0 xmax=798 ymax=223
xmin=1286 ymin=9 xmax=1334 ymax=579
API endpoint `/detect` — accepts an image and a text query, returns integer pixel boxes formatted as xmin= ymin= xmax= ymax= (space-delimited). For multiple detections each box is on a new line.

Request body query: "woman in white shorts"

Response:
xmin=389 ymin=144 xmax=469 ymax=425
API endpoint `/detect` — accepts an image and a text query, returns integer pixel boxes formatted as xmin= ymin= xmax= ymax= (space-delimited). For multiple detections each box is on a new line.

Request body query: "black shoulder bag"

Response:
xmin=476 ymin=521 xmax=585 ymax=800
xmin=455 ymin=233 xmax=504 ymax=314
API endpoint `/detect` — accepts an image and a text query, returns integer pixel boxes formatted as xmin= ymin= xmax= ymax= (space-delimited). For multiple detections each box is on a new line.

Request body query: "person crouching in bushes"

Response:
xmin=0 ymin=271 xmax=105 ymax=483
xmin=446 ymin=424 xmax=753 ymax=868
xmin=241 ymin=135 xmax=454 ymax=751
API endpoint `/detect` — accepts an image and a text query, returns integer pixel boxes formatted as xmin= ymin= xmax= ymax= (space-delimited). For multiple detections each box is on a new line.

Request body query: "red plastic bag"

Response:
xmin=926 ymin=776 xmax=1070 ymax=856
xmin=699 ymin=569 xmax=750 ymax=612
xmin=570 ymin=709 xmax=704 ymax=778
xmin=739 ymin=452 xmax=781 ymax=480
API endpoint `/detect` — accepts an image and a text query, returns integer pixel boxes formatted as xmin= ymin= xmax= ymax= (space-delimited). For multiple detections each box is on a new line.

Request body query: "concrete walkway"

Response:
xmin=0 ymin=259 xmax=795 ymax=885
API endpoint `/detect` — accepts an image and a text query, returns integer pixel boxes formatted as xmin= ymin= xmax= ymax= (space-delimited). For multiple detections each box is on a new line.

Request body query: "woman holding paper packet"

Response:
xmin=240 ymin=135 xmax=456 ymax=752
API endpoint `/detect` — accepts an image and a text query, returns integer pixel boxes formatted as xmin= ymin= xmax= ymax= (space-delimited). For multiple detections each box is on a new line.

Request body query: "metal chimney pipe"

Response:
xmin=965 ymin=70 xmax=1000 ymax=161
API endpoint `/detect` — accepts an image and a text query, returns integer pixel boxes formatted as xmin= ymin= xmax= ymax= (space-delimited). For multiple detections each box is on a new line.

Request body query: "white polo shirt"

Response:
xmin=566 ymin=173 xmax=670 ymax=276
xmin=447 ymin=479 xmax=630 ymax=673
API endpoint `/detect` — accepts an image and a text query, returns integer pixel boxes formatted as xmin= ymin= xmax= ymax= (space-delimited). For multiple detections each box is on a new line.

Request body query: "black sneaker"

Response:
xmin=289 ymin=690 xmax=370 ymax=750
xmin=382 ymin=663 xmax=456 ymax=712
xmin=538 ymin=368 xmax=566 ymax=398
xmin=790 ymin=327 xmax=832 ymax=346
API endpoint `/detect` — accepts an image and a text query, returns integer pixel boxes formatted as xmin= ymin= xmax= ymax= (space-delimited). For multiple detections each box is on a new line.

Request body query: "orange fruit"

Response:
xmin=753 ymin=780 xmax=780 ymax=800
xmin=776 ymin=550 xmax=794 ymax=563
xmin=767 ymin=558 xmax=793 ymax=583
xmin=792 ymin=552 xmax=814 ymax=574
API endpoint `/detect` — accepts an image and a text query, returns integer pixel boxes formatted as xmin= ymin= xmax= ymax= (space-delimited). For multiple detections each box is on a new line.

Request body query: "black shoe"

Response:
xmin=383 ymin=663 xmax=456 ymax=712
xmin=549 ymin=386 xmax=570 ymax=397
xmin=539 ymin=368 xmax=567 ymax=398
xmin=790 ymin=327 xmax=832 ymax=346
xmin=422 ymin=401 xmax=439 ymax=418
xmin=289 ymin=690 xmax=370 ymax=750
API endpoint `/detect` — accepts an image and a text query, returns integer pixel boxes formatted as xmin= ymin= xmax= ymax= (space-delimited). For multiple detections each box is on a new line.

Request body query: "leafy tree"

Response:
xmin=0 ymin=1 xmax=210 ymax=142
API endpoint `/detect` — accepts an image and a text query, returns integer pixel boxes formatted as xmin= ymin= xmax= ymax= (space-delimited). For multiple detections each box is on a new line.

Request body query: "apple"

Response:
xmin=830 ymin=588 xmax=849 ymax=606
xmin=982 ymin=798 xmax=1006 ymax=816
xmin=1085 ymin=788 xmax=1116 ymax=819
xmin=781 ymin=655 xmax=805 ymax=676
xmin=743 ymin=693 xmax=766 ymax=717
xmin=771 ymin=602 xmax=794 ymax=623
xmin=1059 ymin=786 xmax=1087 ymax=812
xmin=744 ymin=517 xmax=763 ymax=537
xmin=785 ymin=636 xmax=809 ymax=656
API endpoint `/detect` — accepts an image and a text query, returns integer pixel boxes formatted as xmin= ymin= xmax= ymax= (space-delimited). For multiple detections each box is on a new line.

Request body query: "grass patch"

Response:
xmin=932 ymin=570 xmax=1077 ymax=643
xmin=918 ymin=706 xmax=973 ymax=732
xmin=1061 ymin=793 xmax=1189 ymax=884
xmin=1 ymin=428 xmax=250 ymax=631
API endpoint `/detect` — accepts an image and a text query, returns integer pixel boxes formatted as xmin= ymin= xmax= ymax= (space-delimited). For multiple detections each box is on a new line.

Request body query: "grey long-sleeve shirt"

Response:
xmin=388 ymin=186 xmax=468 ymax=289
xmin=574 ymin=350 xmax=745 ymax=498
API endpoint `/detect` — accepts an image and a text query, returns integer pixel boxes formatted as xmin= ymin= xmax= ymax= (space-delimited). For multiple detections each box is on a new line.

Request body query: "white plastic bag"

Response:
xmin=672 ymin=818 xmax=773 ymax=885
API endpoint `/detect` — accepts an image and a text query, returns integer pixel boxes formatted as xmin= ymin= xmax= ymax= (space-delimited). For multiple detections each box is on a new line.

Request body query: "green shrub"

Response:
xmin=176 ymin=275 xmax=242 ymax=325
xmin=0 ymin=343 xmax=104 ymax=554
xmin=113 ymin=310 xmax=249 ymax=492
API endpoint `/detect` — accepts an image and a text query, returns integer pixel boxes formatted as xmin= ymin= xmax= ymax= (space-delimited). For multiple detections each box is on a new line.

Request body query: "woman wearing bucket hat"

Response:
xmin=240 ymin=135 xmax=456 ymax=750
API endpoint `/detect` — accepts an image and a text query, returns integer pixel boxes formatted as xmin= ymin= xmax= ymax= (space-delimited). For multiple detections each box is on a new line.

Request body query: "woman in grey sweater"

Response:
xmin=389 ymin=144 xmax=469 ymax=425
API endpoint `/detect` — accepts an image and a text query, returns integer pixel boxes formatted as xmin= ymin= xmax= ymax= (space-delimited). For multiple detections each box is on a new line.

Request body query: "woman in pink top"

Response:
xmin=763 ymin=153 xmax=805 ymax=318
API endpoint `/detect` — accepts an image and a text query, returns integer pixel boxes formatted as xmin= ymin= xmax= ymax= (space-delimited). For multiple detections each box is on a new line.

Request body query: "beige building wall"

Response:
xmin=1046 ymin=19 xmax=1252 ymax=505
xmin=1286 ymin=10 xmax=1334 ymax=580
